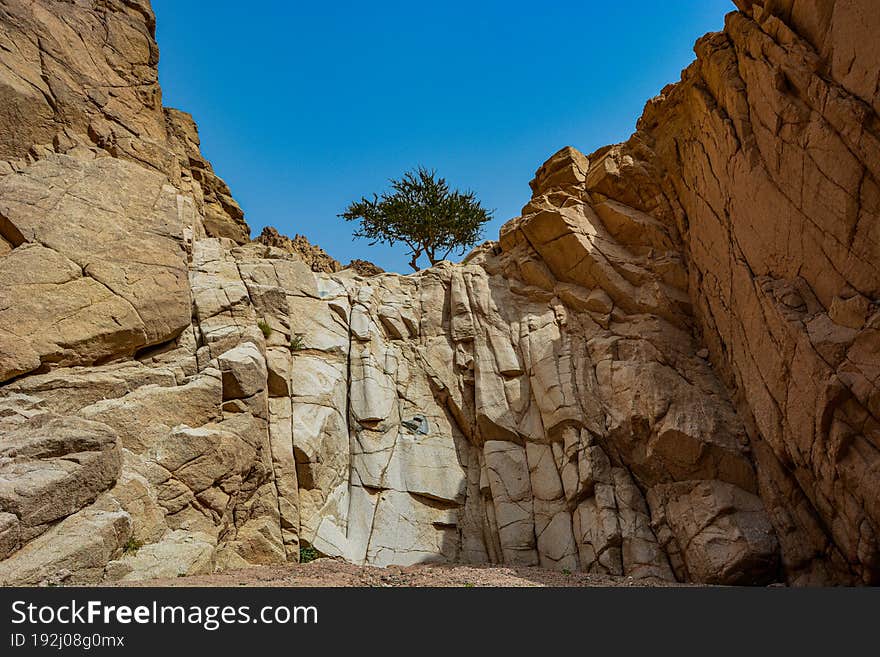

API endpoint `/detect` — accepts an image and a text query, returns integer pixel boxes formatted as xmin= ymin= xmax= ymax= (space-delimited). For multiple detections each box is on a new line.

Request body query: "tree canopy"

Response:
xmin=340 ymin=167 xmax=492 ymax=271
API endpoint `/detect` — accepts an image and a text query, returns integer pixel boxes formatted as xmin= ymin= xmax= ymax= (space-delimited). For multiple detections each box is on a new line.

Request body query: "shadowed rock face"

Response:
xmin=0 ymin=0 xmax=876 ymax=585
xmin=582 ymin=0 xmax=880 ymax=585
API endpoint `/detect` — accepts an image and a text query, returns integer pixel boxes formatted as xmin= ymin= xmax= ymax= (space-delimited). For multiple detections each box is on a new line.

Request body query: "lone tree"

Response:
xmin=340 ymin=167 xmax=492 ymax=271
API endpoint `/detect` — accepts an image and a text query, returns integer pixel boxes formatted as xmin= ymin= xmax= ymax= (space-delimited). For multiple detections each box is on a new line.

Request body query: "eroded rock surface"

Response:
xmin=0 ymin=154 xmax=191 ymax=380
xmin=582 ymin=0 xmax=880 ymax=584
xmin=0 ymin=0 xmax=876 ymax=586
xmin=0 ymin=0 xmax=247 ymax=242
xmin=256 ymin=226 xmax=384 ymax=277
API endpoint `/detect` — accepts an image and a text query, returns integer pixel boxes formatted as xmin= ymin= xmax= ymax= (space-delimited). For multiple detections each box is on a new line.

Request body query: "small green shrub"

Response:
xmin=562 ymin=568 xmax=572 ymax=575
xmin=257 ymin=319 xmax=273 ymax=338
xmin=464 ymin=582 xmax=475 ymax=588
xmin=300 ymin=545 xmax=319 ymax=564
xmin=290 ymin=334 xmax=306 ymax=351
xmin=123 ymin=537 xmax=143 ymax=556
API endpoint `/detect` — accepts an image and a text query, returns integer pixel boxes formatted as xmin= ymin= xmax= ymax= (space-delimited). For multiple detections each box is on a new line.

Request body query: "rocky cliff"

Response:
xmin=255 ymin=226 xmax=385 ymax=277
xmin=0 ymin=0 xmax=876 ymax=585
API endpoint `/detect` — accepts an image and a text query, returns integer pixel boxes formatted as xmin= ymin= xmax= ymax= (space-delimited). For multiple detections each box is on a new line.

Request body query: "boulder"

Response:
xmin=648 ymin=481 xmax=780 ymax=585
xmin=217 ymin=342 xmax=267 ymax=400
xmin=0 ymin=414 xmax=121 ymax=533
xmin=0 ymin=155 xmax=191 ymax=383
xmin=0 ymin=508 xmax=131 ymax=585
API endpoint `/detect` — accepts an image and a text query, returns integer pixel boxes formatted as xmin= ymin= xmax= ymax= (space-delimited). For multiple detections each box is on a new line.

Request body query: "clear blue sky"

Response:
xmin=152 ymin=0 xmax=734 ymax=272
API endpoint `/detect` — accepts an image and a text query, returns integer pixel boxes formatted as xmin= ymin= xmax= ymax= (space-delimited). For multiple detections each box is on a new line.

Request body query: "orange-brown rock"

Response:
xmin=255 ymin=226 xmax=383 ymax=276
xmin=164 ymin=109 xmax=249 ymax=243
xmin=255 ymin=226 xmax=342 ymax=273
xmin=586 ymin=0 xmax=880 ymax=584
xmin=0 ymin=0 xmax=248 ymax=244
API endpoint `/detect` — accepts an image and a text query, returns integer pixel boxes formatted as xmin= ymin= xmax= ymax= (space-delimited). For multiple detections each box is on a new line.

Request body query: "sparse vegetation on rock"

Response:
xmin=341 ymin=167 xmax=492 ymax=271
xmin=299 ymin=546 xmax=319 ymax=564
xmin=123 ymin=537 xmax=144 ymax=556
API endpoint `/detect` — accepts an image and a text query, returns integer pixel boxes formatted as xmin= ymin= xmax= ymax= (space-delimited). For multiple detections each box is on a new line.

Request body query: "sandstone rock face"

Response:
xmin=585 ymin=0 xmax=880 ymax=584
xmin=72 ymin=225 xmax=766 ymax=584
xmin=0 ymin=0 xmax=876 ymax=586
xmin=0 ymin=0 xmax=247 ymax=243
xmin=164 ymin=109 xmax=248 ymax=243
xmin=0 ymin=154 xmax=191 ymax=381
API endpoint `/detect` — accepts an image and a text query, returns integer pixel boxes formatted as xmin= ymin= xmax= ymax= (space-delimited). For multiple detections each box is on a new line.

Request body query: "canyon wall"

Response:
xmin=592 ymin=0 xmax=880 ymax=584
xmin=0 ymin=0 xmax=876 ymax=585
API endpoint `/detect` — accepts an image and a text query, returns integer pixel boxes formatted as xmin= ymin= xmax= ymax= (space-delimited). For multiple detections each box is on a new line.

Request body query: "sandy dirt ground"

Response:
xmin=113 ymin=559 xmax=691 ymax=587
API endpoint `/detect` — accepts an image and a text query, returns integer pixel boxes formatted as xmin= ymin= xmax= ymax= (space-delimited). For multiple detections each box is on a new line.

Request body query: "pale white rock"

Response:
xmin=268 ymin=396 xmax=299 ymax=559
xmin=364 ymin=489 xmax=458 ymax=567
xmin=484 ymin=441 xmax=538 ymax=566
xmin=349 ymin=343 xmax=397 ymax=424
xmin=398 ymin=432 xmax=466 ymax=504
xmin=289 ymin=354 xmax=348 ymax=409
xmin=288 ymin=297 xmax=350 ymax=354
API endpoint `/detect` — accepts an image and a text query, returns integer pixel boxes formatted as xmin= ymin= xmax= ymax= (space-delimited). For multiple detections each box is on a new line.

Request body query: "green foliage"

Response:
xmin=123 ymin=537 xmax=143 ymax=556
xmin=290 ymin=333 xmax=306 ymax=351
xmin=300 ymin=545 xmax=320 ymax=564
xmin=340 ymin=167 xmax=492 ymax=271
xmin=464 ymin=582 xmax=475 ymax=588
xmin=562 ymin=568 xmax=572 ymax=575
xmin=257 ymin=319 xmax=273 ymax=338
